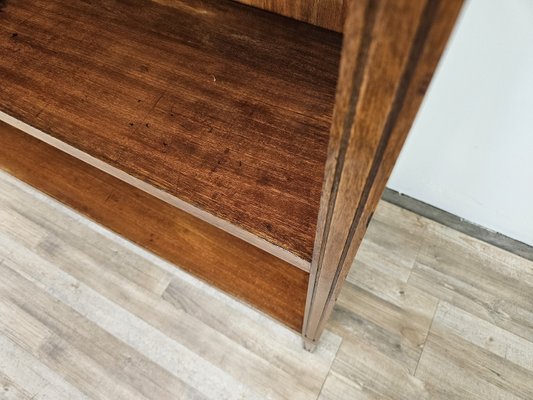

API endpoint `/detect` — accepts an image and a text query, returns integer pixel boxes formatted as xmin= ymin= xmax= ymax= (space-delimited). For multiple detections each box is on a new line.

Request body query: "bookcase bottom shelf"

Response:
xmin=0 ymin=121 xmax=308 ymax=332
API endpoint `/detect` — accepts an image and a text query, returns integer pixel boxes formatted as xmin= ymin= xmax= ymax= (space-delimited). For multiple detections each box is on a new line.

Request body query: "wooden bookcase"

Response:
xmin=0 ymin=0 xmax=462 ymax=349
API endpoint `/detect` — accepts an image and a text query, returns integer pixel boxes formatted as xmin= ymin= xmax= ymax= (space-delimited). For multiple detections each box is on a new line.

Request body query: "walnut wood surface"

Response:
xmin=233 ymin=0 xmax=346 ymax=32
xmin=0 ymin=0 xmax=341 ymax=262
xmin=0 ymin=121 xmax=309 ymax=331
xmin=304 ymin=0 xmax=464 ymax=345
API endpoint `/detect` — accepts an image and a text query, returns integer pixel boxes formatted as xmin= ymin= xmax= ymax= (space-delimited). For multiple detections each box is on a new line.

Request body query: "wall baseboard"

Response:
xmin=383 ymin=188 xmax=533 ymax=263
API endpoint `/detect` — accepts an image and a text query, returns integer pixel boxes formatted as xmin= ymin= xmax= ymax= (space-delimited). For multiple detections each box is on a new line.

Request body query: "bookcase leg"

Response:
xmin=303 ymin=337 xmax=317 ymax=353
xmin=302 ymin=0 xmax=464 ymax=347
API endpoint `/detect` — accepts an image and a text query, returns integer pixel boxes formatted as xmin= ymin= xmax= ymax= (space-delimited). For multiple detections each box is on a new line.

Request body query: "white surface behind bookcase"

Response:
xmin=388 ymin=0 xmax=533 ymax=247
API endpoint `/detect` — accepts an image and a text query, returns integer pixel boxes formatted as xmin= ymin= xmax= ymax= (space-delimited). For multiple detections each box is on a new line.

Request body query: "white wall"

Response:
xmin=388 ymin=0 xmax=533 ymax=246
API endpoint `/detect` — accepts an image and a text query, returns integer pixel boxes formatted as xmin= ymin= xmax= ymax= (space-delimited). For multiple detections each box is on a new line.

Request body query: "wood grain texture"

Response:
xmin=0 ymin=121 xmax=309 ymax=332
xmin=232 ymin=0 xmax=346 ymax=32
xmin=304 ymin=0 xmax=464 ymax=345
xmin=320 ymin=204 xmax=533 ymax=400
xmin=0 ymin=0 xmax=341 ymax=263
xmin=0 ymin=265 xmax=207 ymax=400
xmin=410 ymin=221 xmax=533 ymax=342
xmin=415 ymin=302 xmax=533 ymax=399
xmin=324 ymin=336 xmax=431 ymax=400
xmin=0 ymin=335 xmax=92 ymax=399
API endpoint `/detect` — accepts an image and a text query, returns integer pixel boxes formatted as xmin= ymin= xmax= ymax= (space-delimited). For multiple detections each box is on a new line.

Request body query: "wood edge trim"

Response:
xmin=313 ymin=0 xmax=443 ymax=333
xmin=0 ymin=111 xmax=311 ymax=272
xmin=303 ymin=0 xmax=378 ymax=336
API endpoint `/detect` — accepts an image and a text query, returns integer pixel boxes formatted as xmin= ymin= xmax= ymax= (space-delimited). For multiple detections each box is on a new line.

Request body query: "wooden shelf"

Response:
xmin=0 ymin=121 xmax=309 ymax=331
xmin=0 ymin=0 xmax=342 ymax=266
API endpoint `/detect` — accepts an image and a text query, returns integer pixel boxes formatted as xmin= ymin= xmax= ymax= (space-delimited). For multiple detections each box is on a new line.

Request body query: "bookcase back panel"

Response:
xmin=233 ymin=0 xmax=346 ymax=32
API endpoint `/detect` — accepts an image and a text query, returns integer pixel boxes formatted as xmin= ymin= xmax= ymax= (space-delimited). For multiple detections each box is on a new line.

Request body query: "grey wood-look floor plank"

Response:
xmin=335 ymin=203 xmax=437 ymax=374
xmin=0 ymin=370 xmax=34 ymax=400
xmin=0 ymin=224 xmax=270 ymax=400
xmin=0 ymin=187 xmax=173 ymax=298
xmin=0 ymin=227 xmax=323 ymax=400
xmin=318 ymin=370 xmax=374 ymax=400
xmin=0 ymin=276 xmax=149 ymax=400
xmin=11 ymin=256 xmax=259 ymax=399
xmin=162 ymin=278 xmax=339 ymax=395
xmin=0 ymin=172 xmax=339 ymax=400
xmin=0 ymin=266 xmax=206 ymax=399
xmin=409 ymin=222 xmax=533 ymax=342
xmin=0 ymin=333 xmax=91 ymax=400
xmin=324 ymin=336 xmax=430 ymax=400
xmin=433 ymin=302 xmax=533 ymax=372
xmin=0 ymin=254 xmax=207 ymax=400
xmin=1 ymin=170 xmax=533 ymax=400
xmin=416 ymin=336 xmax=525 ymax=400
xmin=328 ymin=280 xmax=437 ymax=374
xmin=350 ymin=202 xmax=428 ymax=283
xmin=415 ymin=302 xmax=533 ymax=400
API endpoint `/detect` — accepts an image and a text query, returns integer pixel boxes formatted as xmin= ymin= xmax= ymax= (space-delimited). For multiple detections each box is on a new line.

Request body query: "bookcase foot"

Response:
xmin=303 ymin=337 xmax=318 ymax=353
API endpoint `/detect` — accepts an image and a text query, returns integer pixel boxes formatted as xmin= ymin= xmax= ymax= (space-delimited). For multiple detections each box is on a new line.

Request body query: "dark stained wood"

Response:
xmin=232 ymin=0 xmax=346 ymax=32
xmin=0 ymin=121 xmax=309 ymax=332
xmin=0 ymin=0 xmax=342 ymax=263
xmin=303 ymin=0 xmax=464 ymax=347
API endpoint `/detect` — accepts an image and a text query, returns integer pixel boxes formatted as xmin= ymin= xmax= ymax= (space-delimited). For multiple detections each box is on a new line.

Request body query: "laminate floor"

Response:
xmin=0 ymin=170 xmax=532 ymax=399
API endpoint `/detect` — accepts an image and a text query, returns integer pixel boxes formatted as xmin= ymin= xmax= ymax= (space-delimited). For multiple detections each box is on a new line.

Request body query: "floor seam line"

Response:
xmin=413 ymin=299 xmax=439 ymax=377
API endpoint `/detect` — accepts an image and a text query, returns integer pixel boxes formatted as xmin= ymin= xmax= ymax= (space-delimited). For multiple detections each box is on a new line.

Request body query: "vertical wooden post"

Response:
xmin=303 ymin=0 xmax=464 ymax=350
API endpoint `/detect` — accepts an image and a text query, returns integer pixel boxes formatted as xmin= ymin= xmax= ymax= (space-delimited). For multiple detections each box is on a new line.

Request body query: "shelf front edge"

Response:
xmin=0 ymin=112 xmax=310 ymax=272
